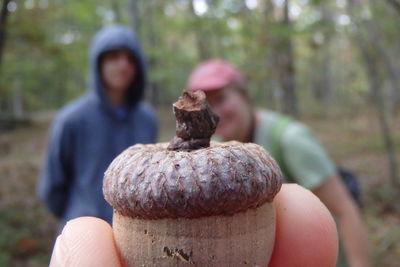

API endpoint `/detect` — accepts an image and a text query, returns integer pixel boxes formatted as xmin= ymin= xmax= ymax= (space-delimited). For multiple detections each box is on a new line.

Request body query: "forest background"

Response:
xmin=0 ymin=0 xmax=399 ymax=266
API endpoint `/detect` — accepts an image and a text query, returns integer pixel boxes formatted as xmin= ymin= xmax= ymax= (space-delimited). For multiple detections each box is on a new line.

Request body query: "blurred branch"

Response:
xmin=385 ymin=0 xmax=400 ymax=15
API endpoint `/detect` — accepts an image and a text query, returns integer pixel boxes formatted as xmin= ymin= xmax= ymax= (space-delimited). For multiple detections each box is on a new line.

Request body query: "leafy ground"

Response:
xmin=0 ymin=105 xmax=399 ymax=266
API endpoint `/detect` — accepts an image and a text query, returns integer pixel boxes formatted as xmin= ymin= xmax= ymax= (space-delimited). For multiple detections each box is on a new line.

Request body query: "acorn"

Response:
xmin=103 ymin=90 xmax=282 ymax=266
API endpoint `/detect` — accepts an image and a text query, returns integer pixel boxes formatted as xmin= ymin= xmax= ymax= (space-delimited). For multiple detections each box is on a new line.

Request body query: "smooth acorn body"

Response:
xmin=112 ymin=202 xmax=275 ymax=266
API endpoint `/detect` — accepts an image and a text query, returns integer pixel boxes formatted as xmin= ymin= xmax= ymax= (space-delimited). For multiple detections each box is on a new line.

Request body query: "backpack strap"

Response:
xmin=270 ymin=115 xmax=293 ymax=181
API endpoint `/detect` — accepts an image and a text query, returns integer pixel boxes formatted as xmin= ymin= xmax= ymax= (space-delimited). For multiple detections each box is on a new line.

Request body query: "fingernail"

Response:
xmin=50 ymin=231 xmax=69 ymax=267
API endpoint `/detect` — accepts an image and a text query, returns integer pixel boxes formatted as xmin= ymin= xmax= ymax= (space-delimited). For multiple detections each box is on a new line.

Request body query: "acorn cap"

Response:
xmin=103 ymin=141 xmax=282 ymax=220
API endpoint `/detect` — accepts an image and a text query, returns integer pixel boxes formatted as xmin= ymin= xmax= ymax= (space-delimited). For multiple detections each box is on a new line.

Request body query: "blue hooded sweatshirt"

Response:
xmin=37 ymin=25 xmax=158 ymax=227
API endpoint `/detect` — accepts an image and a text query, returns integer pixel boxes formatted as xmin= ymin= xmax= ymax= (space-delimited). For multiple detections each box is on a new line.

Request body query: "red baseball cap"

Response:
xmin=186 ymin=59 xmax=244 ymax=91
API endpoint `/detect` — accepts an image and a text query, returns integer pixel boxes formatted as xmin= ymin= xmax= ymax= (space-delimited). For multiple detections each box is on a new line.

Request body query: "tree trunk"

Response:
xmin=12 ymin=83 xmax=24 ymax=120
xmin=111 ymin=0 xmax=122 ymax=23
xmin=129 ymin=0 xmax=160 ymax=106
xmin=129 ymin=0 xmax=141 ymax=38
xmin=361 ymin=47 xmax=399 ymax=188
xmin=262 ymin=0 xmax=279 ymax=109
xmin=310 ymin=45 xmax=332 ymax=102
xmin=347 ymin=0 xmax=399 ymax=188
xmin=189 ymin=0 xmax=211 ymax=60
xmin=369 ymin=0 xmax=400 ymax=113
xmin=0 ymin=0 xmax=10 ymax=118
xmin=276 ymin=0 xmax=298 ymax=118
xmin=0 ymin=0 xmax=10 ymax=69
xmin=385 ymin=0 xmax=400 ymax=15
xmin=146 ymin=0 xmax=160 ymax=106
xmin=310 ymin=2 xmax=333 ymax=102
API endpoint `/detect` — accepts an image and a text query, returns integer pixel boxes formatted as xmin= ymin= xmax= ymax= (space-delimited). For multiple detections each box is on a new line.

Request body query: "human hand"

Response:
xmin=49 ymin=184 xmax=338 ymax=267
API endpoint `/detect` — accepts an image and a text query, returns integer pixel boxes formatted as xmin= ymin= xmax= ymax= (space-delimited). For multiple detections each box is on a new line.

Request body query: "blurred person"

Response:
xmin=37 ymin=25 xmax=158 ymax=229
xmin=186 ymin=59 xmax=369 ymax=267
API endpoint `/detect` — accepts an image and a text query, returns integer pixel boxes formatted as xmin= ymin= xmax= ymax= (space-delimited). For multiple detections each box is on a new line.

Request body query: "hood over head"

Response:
xmin=88 ymin=24 xmax=146 ymax=111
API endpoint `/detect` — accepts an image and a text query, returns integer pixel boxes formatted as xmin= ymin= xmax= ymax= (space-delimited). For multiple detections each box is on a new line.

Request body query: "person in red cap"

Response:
xmin=187 ymin=59 xmax=369 ymax=267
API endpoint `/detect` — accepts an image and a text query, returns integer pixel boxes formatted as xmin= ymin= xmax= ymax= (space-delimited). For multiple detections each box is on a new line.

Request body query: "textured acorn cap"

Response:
xmin=103 ymin=141 xmax=282 ymax=220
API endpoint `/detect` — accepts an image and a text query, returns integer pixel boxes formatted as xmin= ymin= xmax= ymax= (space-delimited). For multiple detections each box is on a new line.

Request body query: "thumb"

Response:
xmin=269 ymin=184 xmax=338 ymax=267
xmin=50 ymin=217 xmax=121 ymax=267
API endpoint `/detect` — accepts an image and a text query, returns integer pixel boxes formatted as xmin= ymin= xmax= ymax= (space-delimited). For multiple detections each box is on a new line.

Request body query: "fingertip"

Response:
xmin=269 ymin=184 xmax=338 ymax=267
xmin=50 ymin=217 xmax=121 ymax=267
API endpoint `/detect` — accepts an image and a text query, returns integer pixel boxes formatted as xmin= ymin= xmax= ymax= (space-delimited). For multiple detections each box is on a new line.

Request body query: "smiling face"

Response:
xmin=205 ymin=86 xmax=253 ymax=142
xmin=100 ymin=49 xmax=136 ymax=105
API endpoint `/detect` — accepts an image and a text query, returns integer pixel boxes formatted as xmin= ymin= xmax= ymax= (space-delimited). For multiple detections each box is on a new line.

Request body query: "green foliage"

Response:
xmin=0 ymin=0 xmax=102 ymax=112
xmin=0 ymin=0 xmax=399 ymax=112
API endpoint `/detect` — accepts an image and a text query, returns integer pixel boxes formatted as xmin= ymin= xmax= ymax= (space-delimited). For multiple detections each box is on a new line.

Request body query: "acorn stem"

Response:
xmin=168 ymin=90 xmax=219 ymax=152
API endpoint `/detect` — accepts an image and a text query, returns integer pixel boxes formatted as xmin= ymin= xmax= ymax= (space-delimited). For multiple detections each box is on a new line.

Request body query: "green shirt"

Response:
xmin=255 ymin=110 xmax=347 ymax=266
xmin=254 ymin=109 xmax=336 ymax=189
